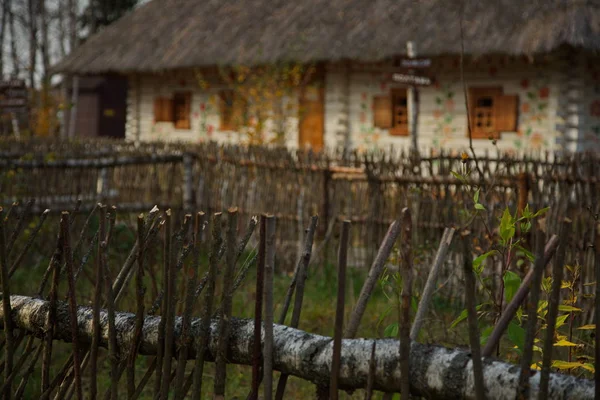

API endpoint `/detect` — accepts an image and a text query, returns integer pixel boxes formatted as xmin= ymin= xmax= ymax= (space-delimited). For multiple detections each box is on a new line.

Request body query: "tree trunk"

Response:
xmin=39 ymin=0 xmax=50 ymax=83
xmin=9 ymin=1 xmax=20 ymax=76
xmin=0 ymin=294 xmax=594 ymax=400
xmin=27 ymin=0 xmax=38 ymax=89
xmin=0 ymin=0 xmax=9 ymax=77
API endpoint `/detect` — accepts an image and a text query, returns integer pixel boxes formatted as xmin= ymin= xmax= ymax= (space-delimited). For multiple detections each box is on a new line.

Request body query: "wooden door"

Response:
xmin=298 ymin=86 xmax=324 ymax=151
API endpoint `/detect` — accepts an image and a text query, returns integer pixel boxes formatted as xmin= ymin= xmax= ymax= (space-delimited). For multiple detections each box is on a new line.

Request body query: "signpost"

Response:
xmin=0 ymin=78 xmax=27 ymax=137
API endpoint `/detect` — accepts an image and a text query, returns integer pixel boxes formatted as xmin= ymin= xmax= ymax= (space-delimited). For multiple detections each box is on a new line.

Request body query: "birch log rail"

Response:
xmin=0 ymin=294 xmax=594 ymax=399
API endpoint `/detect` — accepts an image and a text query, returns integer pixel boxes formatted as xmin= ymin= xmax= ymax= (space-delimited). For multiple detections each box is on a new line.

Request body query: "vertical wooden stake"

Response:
xmin=595 ymin=220 xmax=600 ymax=400
xmin=330 ymin=220 xmax=350 ymax=400
xmin=263 ymin=215 xmax=276 ymax=400
xmin=399 ymin=208 xmax=413 ymax=400
xmin=61 ymin=212 xmax=83 ymax=400
xmin=518 ymin=225 xmax=545 ymax=400
xmin=215 ymin=208 xmax=239 ymax=399
xmin=461 ymin=230 xmax=485 ymax=400
xmin=249 ymin=215 xmax=267 ymax=400
xmin=160 ymin=210 xmax=176 ymax=400
xmin=0 ymin=207 xmax=14 ymax=400
xmin=539 ymin=218 xmax=570 ymax=399
xmin=90 ymin=205 xmax=106 ymax=400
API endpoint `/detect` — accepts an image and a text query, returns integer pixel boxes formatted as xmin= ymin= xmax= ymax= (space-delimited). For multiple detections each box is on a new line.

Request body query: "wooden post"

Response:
xmin=67 ymin=75 xmax=79 ymax=139
xmin=407 ymin=41 xmax=420 ymax=158
xmin=183 ymin=153 xmax=194 ymax=212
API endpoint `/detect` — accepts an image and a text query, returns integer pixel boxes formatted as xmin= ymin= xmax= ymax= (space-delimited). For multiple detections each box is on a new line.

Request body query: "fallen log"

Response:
xmin=0 ymin=294 xmax=593 ymax=399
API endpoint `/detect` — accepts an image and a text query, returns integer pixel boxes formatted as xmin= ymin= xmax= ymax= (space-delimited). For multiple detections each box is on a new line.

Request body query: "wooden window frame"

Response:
xmin=373 ymin=89 xmax=409 ymax=136
xmin=468 ymin=86 xmax=518 ymax=139
xmin=153 ymin=92 xmax=192 ymax=130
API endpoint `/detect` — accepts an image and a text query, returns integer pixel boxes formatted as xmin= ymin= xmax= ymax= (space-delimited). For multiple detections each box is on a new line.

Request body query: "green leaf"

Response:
xmin=516 ymin=244 xmax=534 ymax=262
xmin=474 ymin=203 xmax=486 ymax=211
xmin=558 ymin=305 xmax=582 ymax=312
xmin=473 ymin=188 xmax=480 ymax=204
xmin=504 ymin=271 xmax=522 ymax=303
xmin=480 ymin=325 xmax=493 ymax=346
xmin=450 ymin=304 xmax=485 ymax=329
xmin=499 ymin=208 xmax=516 ymax=244
xmin=450 ymin=309 xmax=468 ymax=329
xmin=384 ymin=322 xmax=399 ymax=338
xmin=556 ymin=314 xmax=569 ymax=329
xmin=473 ymin=251 xmax=497 ymax=275
xmin=451 ymin=171 xmax=468 ymax=184
xmin=411 ymin=296 xmax=419 ymax=313
xmin=533 ymin=207 xmax=550 ymax=218
xmin=508 ymin=322 xmax=525 ymax=353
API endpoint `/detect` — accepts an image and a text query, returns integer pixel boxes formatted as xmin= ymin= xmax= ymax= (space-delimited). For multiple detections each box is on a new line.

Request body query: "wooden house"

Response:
xmin=53 ymin=0 xmax=600 ymax=153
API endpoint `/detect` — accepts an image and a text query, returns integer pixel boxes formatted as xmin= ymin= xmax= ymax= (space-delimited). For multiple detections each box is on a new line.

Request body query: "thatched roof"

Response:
xmin=53 ymin=0 xmax=600 ymax=74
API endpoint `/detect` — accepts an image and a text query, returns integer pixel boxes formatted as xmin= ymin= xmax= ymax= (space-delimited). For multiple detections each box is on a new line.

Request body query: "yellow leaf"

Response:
xmin=558 ymin=305 xmax=582 ymax=312
xmin=531 ymin=363 xmax=541 ymax=370
xmin=552 ymin=360 xmax=581 ymax=369
xmin=552 ymin=360 xmax=595 ymax=373
xmin=578 ymin=324 xmax=596 ymax=330
xmin=554 ymin=339 xmax=579 ymax=347
xmin=561 ymin=281 xmax=572 ymax=289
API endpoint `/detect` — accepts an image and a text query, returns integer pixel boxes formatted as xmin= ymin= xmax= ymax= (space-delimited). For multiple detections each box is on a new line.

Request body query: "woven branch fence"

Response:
xmin=0 ymin=200 xmax=597 ymax=399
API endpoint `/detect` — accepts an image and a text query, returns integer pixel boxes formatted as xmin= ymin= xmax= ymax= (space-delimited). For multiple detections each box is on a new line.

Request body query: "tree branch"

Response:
xmin=0 ymin=294 xmax=593 ymax=399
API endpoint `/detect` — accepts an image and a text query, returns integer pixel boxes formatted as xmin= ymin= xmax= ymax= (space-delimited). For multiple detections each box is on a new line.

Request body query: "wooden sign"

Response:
xmin=391 ymin=73 xmax=432 ymax=86
xmin=400 ymin=58 xmax=431 ymax=68
xmin=0 ymin=78 xmax=28 ymax=113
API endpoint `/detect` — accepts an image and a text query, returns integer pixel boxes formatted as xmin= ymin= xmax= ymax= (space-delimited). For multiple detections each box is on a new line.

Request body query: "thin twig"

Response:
xmin=539 ymin=218 xmax=570 ymax=399
xmin=6 ymin=199 xmax=35 ymax=257
xmin=263 ymin=215 xmax=277 ymax=400
xmin=411 ymin=228 xmax=455 ymax=340
xmin=518 ymin=226 xmax=546 ymax=399
xmin=160 ymin=210 xmax=176 ymax=400
xmin=249 ymin=215 xmax=267 ymax=400
xmin=274 ymin=216 xmax=318 ymax=400
xmin=128 ymin=214 xmax=146 ymax=399
xmin=399 ymin=208 xmax=413 ymax=400
xmin=461 ymin=230 xmax=485 ymax=400
xmin=191 ymin=212 xmax=222 ymax=398
xmin=61 ymin=212 xmax=83 ymax=400
xmin=330 ymin=220 xmax=350 ymax=400
xmin=9 ymin=208 xmax=50 ymax=277
xmin=345 ymin=221 xmax=401 ymax=338
xmin=0 ymin=207 xmax=14 ymax=400
xmin=215 ymin=208 xmax=239 ymax=399
xmin=41 ymin=230 xmax=63 ymax=394
xmin=175 ymin=212 xmax=206 ymax=400
xmin=90 ymin=205 xmax=107 ymax=400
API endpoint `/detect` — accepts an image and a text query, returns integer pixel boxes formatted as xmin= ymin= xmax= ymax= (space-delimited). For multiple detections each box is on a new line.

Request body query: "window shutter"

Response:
xmin=494 ymin=94 xmax=518 ymax=132
xmin=373 ymin=95 xmax=392 ymax=129
xmin=164 ymin=98 xmax=174 ymax=122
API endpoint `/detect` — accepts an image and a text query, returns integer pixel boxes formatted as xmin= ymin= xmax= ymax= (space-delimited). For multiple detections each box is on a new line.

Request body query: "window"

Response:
xmin=153 ymin=92 xmax=192 ymax=130
xmin=373 ymin=89 xmax=409 ymax=136
xmin=173 ymin=92 xmax=191 ymax=129
xmin=468 ymin=87 xmax=518 ymax=139
xmin=219 ymin=90 xmax=247 ymax=131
